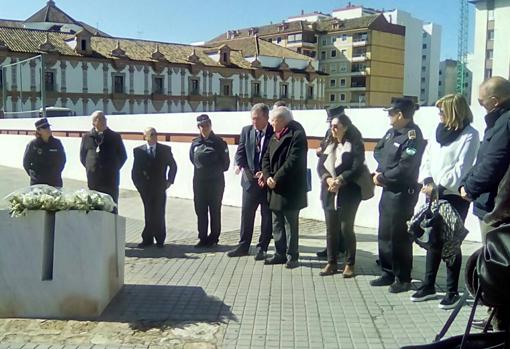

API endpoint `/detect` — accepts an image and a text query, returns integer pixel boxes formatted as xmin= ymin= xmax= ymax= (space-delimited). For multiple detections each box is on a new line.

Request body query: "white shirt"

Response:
xmin=419 ymin=125 xmax=480 ymax=195
xmin=146 ymin=144 xmax=156 ymax=157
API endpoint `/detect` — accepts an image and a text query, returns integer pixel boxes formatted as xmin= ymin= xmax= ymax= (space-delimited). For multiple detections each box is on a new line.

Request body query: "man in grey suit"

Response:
xmin=228 ymin=103 xmax=274 ymax=260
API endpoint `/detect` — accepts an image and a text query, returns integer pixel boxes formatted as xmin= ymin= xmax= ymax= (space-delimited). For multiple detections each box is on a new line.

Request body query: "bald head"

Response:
xmin=91 ymin=110 xmax=107 ymax=132
xmin=479 ymin=76 xmax=510 ymax=113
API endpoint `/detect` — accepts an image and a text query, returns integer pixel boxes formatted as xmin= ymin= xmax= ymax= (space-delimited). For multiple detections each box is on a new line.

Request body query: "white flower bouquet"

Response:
xmin=4 ymin=185 xmax=117 ymax=217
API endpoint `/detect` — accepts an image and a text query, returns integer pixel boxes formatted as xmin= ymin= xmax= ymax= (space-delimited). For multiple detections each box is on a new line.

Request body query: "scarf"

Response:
xmin=435 ymin=123 xmax=464 ymax=146
xmin=275 ymin=127 xmax=289 ymax=140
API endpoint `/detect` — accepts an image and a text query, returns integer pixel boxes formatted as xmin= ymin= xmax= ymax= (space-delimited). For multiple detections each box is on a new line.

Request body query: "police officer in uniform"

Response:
xmin=190 ymin=114 xmax=230 ymax=248
xmin=23 ymin=118 xmax=66 ymax=188
xmin=370 ymin=98 xmax=425 ymax=293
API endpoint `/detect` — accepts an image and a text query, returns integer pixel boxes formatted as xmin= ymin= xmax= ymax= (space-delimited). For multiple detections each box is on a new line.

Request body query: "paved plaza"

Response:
xmin=0 ymin=165 xmax=485 ymax=349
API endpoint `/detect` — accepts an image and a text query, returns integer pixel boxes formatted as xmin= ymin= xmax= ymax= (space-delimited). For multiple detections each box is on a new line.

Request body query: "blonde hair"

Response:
xmin=435 ymin=94 xmax=473 ymax=130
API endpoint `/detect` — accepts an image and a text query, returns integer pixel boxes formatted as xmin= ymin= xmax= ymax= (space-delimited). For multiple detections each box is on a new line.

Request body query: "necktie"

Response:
xmin=149 ymin=146 xmax=154 ymax=158
xmin=255 ymin=130 xmax=263 ymax=171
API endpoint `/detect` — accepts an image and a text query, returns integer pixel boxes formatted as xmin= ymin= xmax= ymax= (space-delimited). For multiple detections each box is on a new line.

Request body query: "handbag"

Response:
xmin=354 ymin=164 xmax=374 ymax=201
xmin=408 ymin=196 xmax=442 ymax=250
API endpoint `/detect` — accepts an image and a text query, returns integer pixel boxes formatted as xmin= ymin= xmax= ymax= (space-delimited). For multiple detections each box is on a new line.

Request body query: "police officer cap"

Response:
xmin=196 ymin=114 xmax=211 ymax=126
xmin=34 ymin=118 xmax=50 ymax=129
xmin=384 ymin=97 xmax=418 ymax=118
xmin=326 ymin=105 xmax=345 ymax=122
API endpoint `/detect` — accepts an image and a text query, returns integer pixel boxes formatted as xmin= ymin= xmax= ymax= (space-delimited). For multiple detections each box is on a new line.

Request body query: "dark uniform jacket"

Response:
xmin=235 ymin=124 xmax=274 ymax=192
xmin=317 ymin=126 xmax=365 ymax=210
xmin=189 ymin=132 xmax=230 ymax=180
xmin=23 ymin=136 xmax=66 ymax=187
xmin=262 ymin=120 xmax=308 ymax=211
xmin=80 ymin=127 xmax=127 ymax=188
xmin=374 ymin=122 xmax=425 ymax=192
xmin=462 ymin=100 xmax=510 ymax=218
xmin=131 ymin=143 xmax=177 ymax=193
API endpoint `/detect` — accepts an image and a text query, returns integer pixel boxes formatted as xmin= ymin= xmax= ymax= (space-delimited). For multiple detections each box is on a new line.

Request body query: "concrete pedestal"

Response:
xmin=0 ymin=210 xmax=125 ymax=319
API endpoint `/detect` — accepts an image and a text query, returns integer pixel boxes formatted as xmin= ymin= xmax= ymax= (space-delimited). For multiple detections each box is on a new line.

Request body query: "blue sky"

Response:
xmin=3 ymin=1 xmax=474 ymax=60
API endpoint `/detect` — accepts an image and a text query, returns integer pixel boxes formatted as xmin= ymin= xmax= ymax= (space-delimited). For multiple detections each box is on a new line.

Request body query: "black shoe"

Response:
xmin=156 ymin=243 xmax=164 ymax=248
xmin=137 ymin=241 xmax=154 ymax=248
xmin=389 ymin=280 xmax=411 ymax=294
xmin=264 ymin=255 xmax=286 ymax=265
xmin=206 ymin=238 xmax=219 ymax=247
xmin=472 ymin=318 xmax=493 ymax=331
xmin=316 ymin=249 xmax=327 ymax=258
xmin=439 ymin=293 xmax=461 ymax=310
xmin=285 ymin=260 xmax=299 ymax=269
xmin=194 ymin=240 xmax=209 ymax=248
xmin=410 ymin=287 xmax=436 ymax=302
xmin=370 ymin=275 xmax=394 ymax=287
xmin=254 ymin=249 xmax=266 ymax=261
xmin=227 ymin=247 xmax=249 ymax=257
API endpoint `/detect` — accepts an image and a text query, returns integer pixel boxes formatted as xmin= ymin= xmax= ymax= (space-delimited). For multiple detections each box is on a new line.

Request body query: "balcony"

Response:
xmin=351 ymin=55 xmax=367 ymax=63
xmin=352 ymin=40 xmax=367 ymax=47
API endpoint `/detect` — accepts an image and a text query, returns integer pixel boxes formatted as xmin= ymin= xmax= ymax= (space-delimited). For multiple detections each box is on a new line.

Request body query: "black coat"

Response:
xmin=462 ymin=101 xmax=510 ymax=218
xmin=131 ymin=143 xmax=177 ymax=194
xmin=23 ymin=136 xmax=66 ymax=187
xmin=374 ymin=121 xmax=425 ymax=191
xmin=235 ymin=124 xmax=274 ymax=192
xmin=317 ymin=127 xmax=365 ymax=210
xmin=80 ymin=127 xmax=127 ymax=188
xmin=189 ymin=132 xmax=230 ymax=181
xmin=262 ymin=120 xmax=308 ymax=211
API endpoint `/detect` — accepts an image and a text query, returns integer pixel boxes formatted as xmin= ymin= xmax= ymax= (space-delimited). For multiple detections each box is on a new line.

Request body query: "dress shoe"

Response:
xmin=389 ymin=280 xmax=411 ymax=294
xmin=156 ymin=243 xmax=164 ymax=248
xmin=137 ymin=241 xmax=153 ymax=248
xmin=316 ymin=248 xmax=327 ymax=258
xmin=285 ymin=260 xmax=299 ymax=269
xmin=319 ymin=263 xmax=338 ymax=276
xmin=370 ymin=275 xmax=394 ymax=287
xmin=206 ymin=239 xmax=219 ymax=247
xmin=254 ymin=249 xmax=266 ymax=261
xmin=227 ymin=247 xmax=249 ymax=257
xmin=472 ymin=318 xmax=493 ymax=331
xmin=264 ymin=255 xmax=286 ymax=265
xmin=194 ymin=240 xmax=209 ymax=248
xmin=342 ymin=264 xmax=355 ymax=278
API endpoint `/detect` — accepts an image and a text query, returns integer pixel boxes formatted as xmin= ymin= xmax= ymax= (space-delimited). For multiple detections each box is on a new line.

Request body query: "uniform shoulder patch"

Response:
xmin=408 ymin=130 xmax=416 ymax=140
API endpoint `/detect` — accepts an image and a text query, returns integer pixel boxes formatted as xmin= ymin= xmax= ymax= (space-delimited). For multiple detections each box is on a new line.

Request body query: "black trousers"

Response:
xmin=423 ymin=194 xmax=470 ymax=293
xmin=326 ymin=183 xmax=361 ymax=265
xmin=139 ymin=188 xmax=167 ymax=245
xmin=238 ymin=185 xmax=272 ymax=252
xmin=193 ymin=176 xmax=225 ymax=243
xmin=272 ymin=209 xmax=300 ymax=261
xmin=378 ymin=188 xmax=419 ymax=283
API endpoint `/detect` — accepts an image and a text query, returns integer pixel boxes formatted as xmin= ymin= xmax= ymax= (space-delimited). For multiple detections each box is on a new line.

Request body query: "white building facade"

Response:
xmin=469 ymin=0 xmax=510 ymax=105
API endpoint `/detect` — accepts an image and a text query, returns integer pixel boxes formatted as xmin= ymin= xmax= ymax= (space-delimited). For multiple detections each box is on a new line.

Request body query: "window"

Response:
xmin=81 ymin=39 xmax=87 ymax=51
xmin=222 ymin=52 xmax=228 ymax=63
xmin=320 ymin=51 xmax=326 ymax=60
xmin=280 ymin=84 xmax=288 ymax=98
xmin=486 ymin=49 xmax=494 ymax=59
xmin=307 ymin=85 xmax=314 ymax=99
xmin=439 ymin=81 xmax=442 ymax=86
xmin=485 ymin=68 xmax=493 ymax=79
xmin=330 ymin=79 xmax=336 ymax=87
xmin=276 ymin=37 xmax=282 ymax=44
xmin=309 ymin=51 xmax=316 ymax=58
xmin=330 ymin=94 xmax=335 ymax=102
xmin=422 ymin=44 xmax=427 ymax=49
xmin=422 ymin=55 xmax=426 ymax=60
xmin=487 ymin=30 xmax=495 ymax=40
xmin=340 ymin=93 xmax=345 ymax=101
xmin=331 ymin=50 xmax=337 ymax=58
xmin=340 ymin=64 xmax=348 ymax=72
xmin=113 ymin=75 xmax=124 ymax=93
xmin=321 ymin=38 xmax=327 ymax=45
xmin=190 ymin=78 xmax=200 ymax=95
xmin=252 ymin=82 xmax=261 ymax=97
xmin=439 ymin=70 xmax=442 ymax=75
xmin=153 ymin=76 xmax=164 ymax=94
xmin=44 ymin=71 xmax=55 ymax=92
xmin=341 ymin=34 xmax=347 ymax=41
xmin=340 ymin=79 xmax=346 ymax=87
xmin=421 ymin=66 xmax=426 ymax=72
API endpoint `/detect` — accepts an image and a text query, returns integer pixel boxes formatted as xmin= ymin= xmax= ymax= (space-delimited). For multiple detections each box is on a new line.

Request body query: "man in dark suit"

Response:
xmin=227 ymin=103 xmax=274 ymax=260
xmin=80 ymin=111 xmax=127 ymax=205
xmin=262 ymin=106 xmax=308 ymax=269
xmin=132 ymin=128 xmax=177 ymax=248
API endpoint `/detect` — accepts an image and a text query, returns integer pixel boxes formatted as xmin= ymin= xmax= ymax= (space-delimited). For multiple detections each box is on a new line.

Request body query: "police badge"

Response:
xmin=408 ymin=129 xmax=416 ymax=140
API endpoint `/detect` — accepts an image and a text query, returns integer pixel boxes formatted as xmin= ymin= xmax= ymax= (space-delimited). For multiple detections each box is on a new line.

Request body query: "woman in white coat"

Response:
xmin=411 ymin=93 xmax=480 ymax=309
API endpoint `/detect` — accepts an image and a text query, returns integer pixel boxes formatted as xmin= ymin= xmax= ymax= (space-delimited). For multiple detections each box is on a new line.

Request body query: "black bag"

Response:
xmin=409 ymin=198 xmax=443 ymax=250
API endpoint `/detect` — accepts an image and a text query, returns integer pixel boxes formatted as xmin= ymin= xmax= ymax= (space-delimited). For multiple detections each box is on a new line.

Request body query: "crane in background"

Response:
xmin=456 ymin=0 xmax=469 ymax=95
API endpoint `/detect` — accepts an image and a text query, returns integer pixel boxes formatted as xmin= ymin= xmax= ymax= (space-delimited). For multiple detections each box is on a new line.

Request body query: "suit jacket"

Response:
xmin=262 ymin=120 xmax=308 ymax=211
xmin=80 ymin=127 xmax=127 ymax=187
xmin=235 ymin=124 xmax=274 ymax=191
xmin=132 ymin=143 xmax=177 ymax=193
